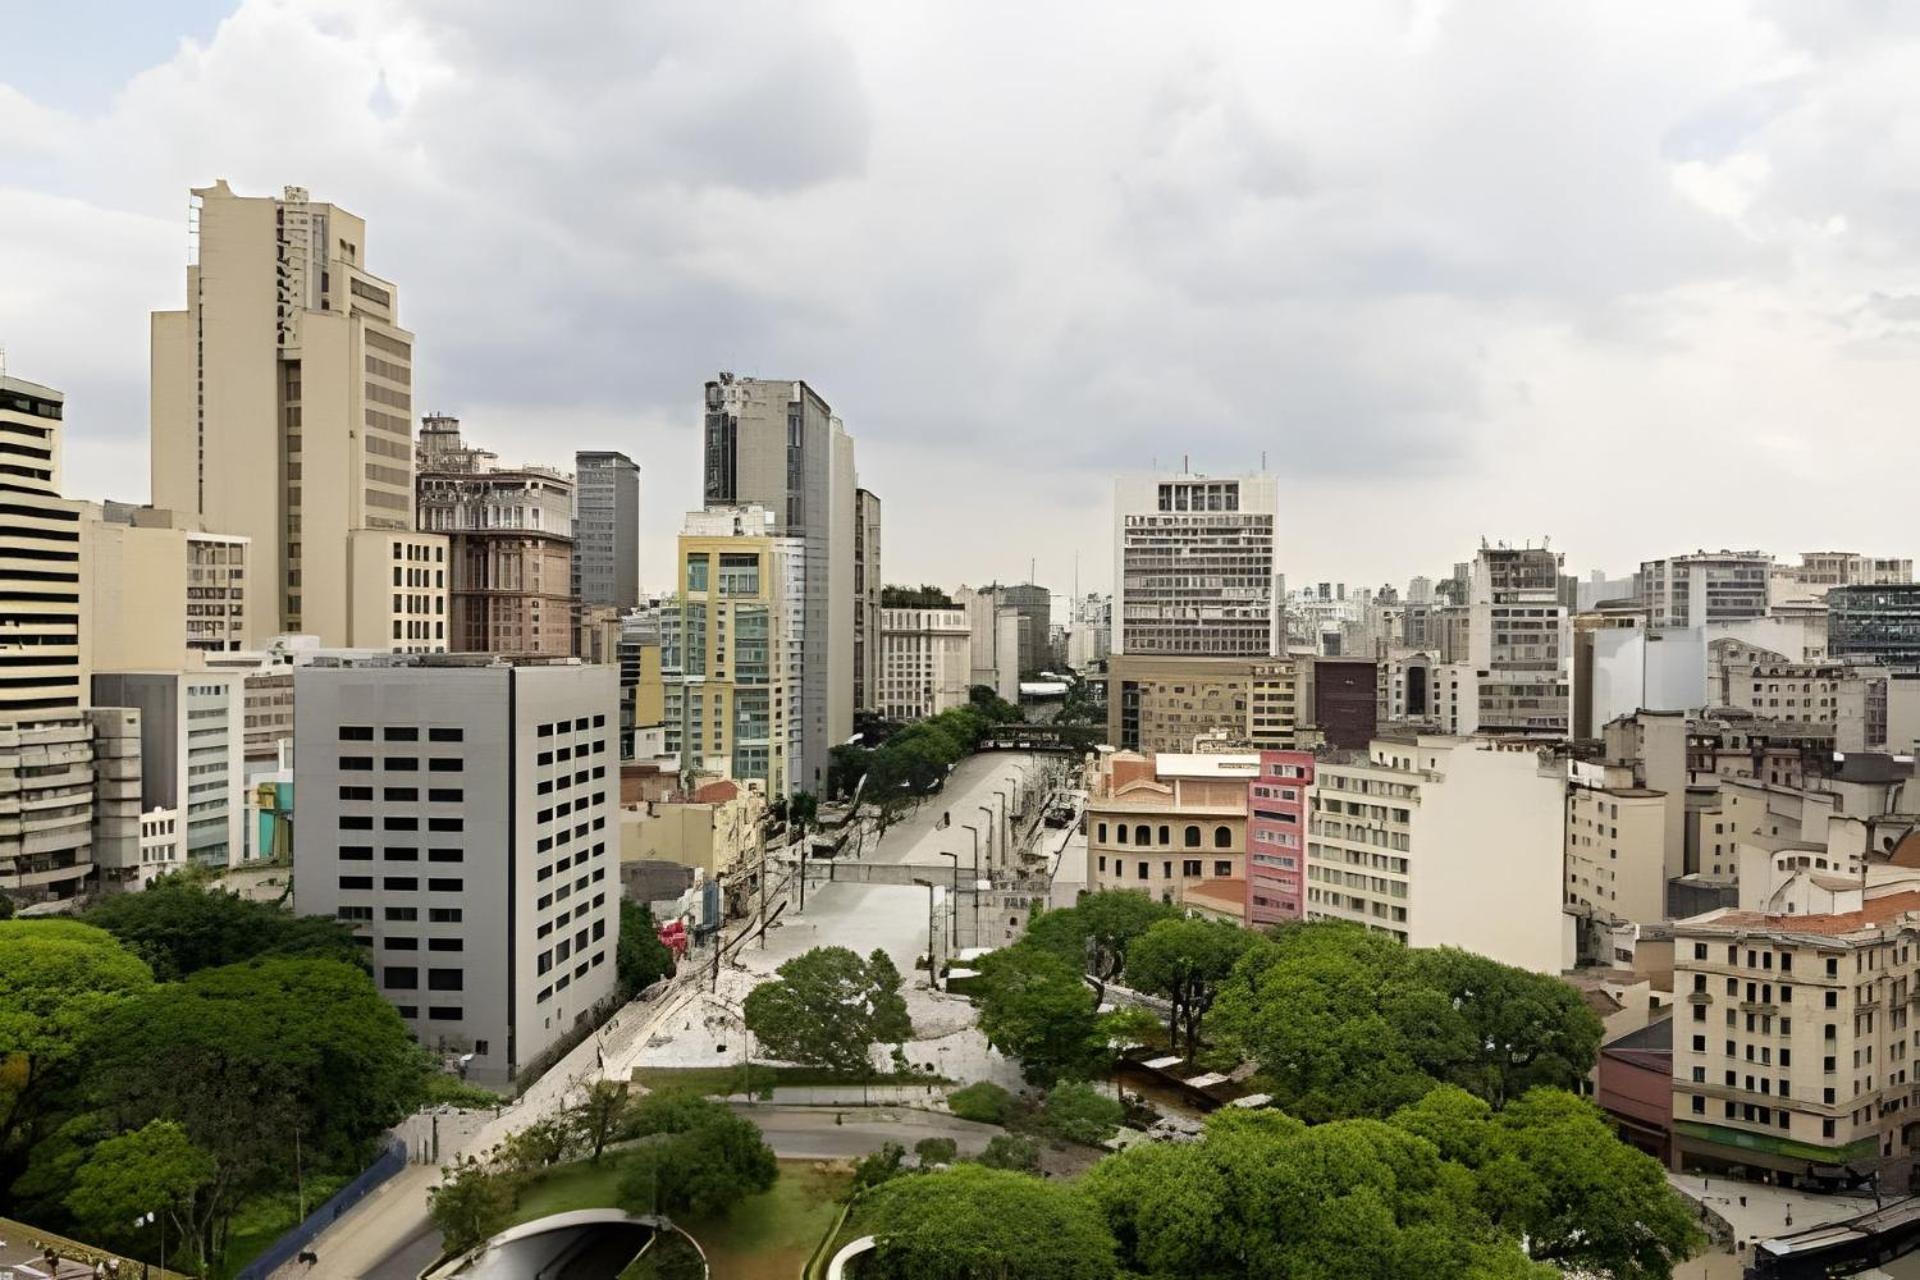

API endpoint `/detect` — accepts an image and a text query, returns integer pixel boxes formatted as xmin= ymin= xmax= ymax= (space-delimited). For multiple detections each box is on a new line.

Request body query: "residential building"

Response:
xmin=1669 ymin=885 xmax=1920 ymax=1185
xmin=1828 ymin=585 xmax=1920 ymax=670
xmin=878 ymin=607 xmax=972 ymax=722
xmin=80 ymin=503 xmax=250 ymax=668
xmin=1113 ymin=473 xmax=1281 ymax=657
xmin=349 ymin=530 xmax=449 ymax=653
xmin=152 ymin=181 xmax=444 ymax=649
xmin=293 ymin=655 xmax=620 ymax=1085
xmin=619 ymin=777 xmax=766 ymax=879
xmin=0 ymin=376 xmax=85 ymax=715
xmin=1719 ymin=659 xmax=1890 ymax=752
xmin=92 ymin=671 xmax=245 ymax=869
xmin=1305 ymin=735 xmax=1568 ymax=972
xmin=1467 ymin=544 xmax=1570 ymax=735
xmin=1086 ymin=751 xmax=1255 ymax=904
xmin=0 ymin=708 xmax=142 ymax=904
xmin=701 ymin=374 xmax=862 ymax=791
xmin=1636 ymin=551 xmax=1772 ymax=629
xmin=663 ymin=506 xmax=803 ymax=796
xmin=572 ymin=451 xmax=639 ymax=611
xmin=1774 ymin=552 xmax=1914 ymax=607
xmin=416 ymin=416 xmax=574 ymax=656
xmin=1565 ymin=712 xmax=1687 ymax=931
xmin=854 ymin=488 xmax=882 ymax=712
xmin=1247 ymin=750 xmax=1313 ymax=926
xmin=1105 ymin=654 xmax=1310 ymax=753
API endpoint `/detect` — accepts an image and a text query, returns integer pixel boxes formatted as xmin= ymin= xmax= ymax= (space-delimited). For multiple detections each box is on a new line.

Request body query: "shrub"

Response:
xmin=914 ymin=1136 xmax=958 ymax=1166
xmin=975 ymin=1133 xmax=1040 ymax=1172
xmin=948 ymin=1080 xmax=1016 ymax=1125
xmin=1041 ymin=1081 xmax=1124 ymax=1146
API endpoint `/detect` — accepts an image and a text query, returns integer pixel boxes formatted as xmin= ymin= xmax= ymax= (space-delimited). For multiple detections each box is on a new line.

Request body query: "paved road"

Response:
xmin=728 ymin=1104 xmax=1002 ymax=1160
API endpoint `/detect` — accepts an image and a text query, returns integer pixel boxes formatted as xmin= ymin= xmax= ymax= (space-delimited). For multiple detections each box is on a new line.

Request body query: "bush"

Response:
xmin=975 ymin=1133 xmax=1040 ymax=1173
xmin=914 ymin=1136 xmax=958 ymax=1166
xmin=853 ymin=1142 xmax=907 ymax=1193
xmin=948 ymin=1081 xmax=1016 ymax=1125
xmin=1041 ymin=1081 xmax=1124 ymax=1146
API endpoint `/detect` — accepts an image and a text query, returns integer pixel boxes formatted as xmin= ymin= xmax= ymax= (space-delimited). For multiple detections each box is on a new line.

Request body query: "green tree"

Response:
xmin=864 ymin=1164 xmax=1117 ymax=1280
xmin=570 ymin=1080 xmax=633 ymax=1163
xmin=1022 ymin=893 xmax=1175 ymax=999
xmin=1041 ymin=1081 xmax=1124 ymax=1146
xmin=616 ymin=1092 xmax=776 ymax=1218
xmin=1408 ymin=948 xmax=1603 ymax=1105
xmin=1124 ymin=917 xmax=1257 ymax=1061
xmin=494 ymin=1115 xmax=575 ymax=1175
xmin=974 ymin=1133 xmax=1040 ymax=1172
xmin=742 ymin=946 xmax=914 ymax=1076
xmin=616 ymin=900 xmax=676 ymax=996
xmin=852 ymin=1141 xmax=908 ymax=1192
xmin=83 ymin=876 xmax=362 ymax=980
xmin=914 ymin=1136 xmax=958 ymax=1166
xmin=428 ymin=1155 xmax=516 ymax=1254
xmin=945 ymin=1081 xmax=1015 ymax=1125
xmin=0 ymin=920 xmax=154 ymax=1162
xmin=974 ymin=947 xmax=1107 ymax=1086
xmin=64 ymin=1120 xmax=214 ymax=1252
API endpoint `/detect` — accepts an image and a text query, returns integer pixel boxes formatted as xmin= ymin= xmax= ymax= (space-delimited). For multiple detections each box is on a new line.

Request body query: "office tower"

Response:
xmin=665 ymin=506 xmax=804 ymax=795
xmin=1635 ymin=550 xmax=1772 ymax=628
xmin=294 ymin=655 xmax=619 ymax=1084
xmin=1828 ymin=585 xmax=1920 ymax=669
xmin=573 ymin=451 xmax=640 ymax=611
xmin=151 ymin=180 xmax=446 ymax=649
xmin=853 ymin=488 xmax=882 ymax=713
xmin=0 ymin=375 xmax=85 ymax=714
xmin=995 ymin=583 xmax=1052 ymax=677
xmin=701 ymin=374 xmax=862 ymax=791
xmin=81 ymin=503 xmax=250 ymax=669
xmin=92 ymin=672 xmax=244 ymax=869
xmin=416 ymin=415 xmax=574 ymax=655
xmin=878 ymin=607 xmax=972 ymax=721
xmin=1467 ymin=544 xmax=1571 ymax=735
xmin=1112 ymin=473 xmax=1281 ymax=657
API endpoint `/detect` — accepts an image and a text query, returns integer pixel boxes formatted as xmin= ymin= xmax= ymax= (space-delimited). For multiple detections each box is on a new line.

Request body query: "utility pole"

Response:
xmin=914 ymin=878 xmax=940 ymax=991
xmin=756 ymin=821 xmax=767 ymax=948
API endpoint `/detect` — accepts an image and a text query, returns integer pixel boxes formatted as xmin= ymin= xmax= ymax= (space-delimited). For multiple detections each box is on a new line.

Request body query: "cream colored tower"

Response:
xmin=152 ymin=181 xmax=440 ymax=649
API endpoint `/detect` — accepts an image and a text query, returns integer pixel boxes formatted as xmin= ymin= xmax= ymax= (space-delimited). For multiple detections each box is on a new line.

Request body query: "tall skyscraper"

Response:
xmin=294 ymin=655 xmax=619 ymax=1084
xmin=151 ymin=181 xmax=446 ymax=649
xmin=0 ymin=375 xmax=85 ymax=714
xmin=701 ymin=374 xmax=865 ymax=791
xmin=853 ymin=488 xmax=882 ymax=714
xmin=573 ymin=451 xmax=639 ymax=610
xmin=1112 ymin=473 xmax=1281 ymax=657
xmin=1467 ymin=543 xmax=1570 ymax=734
xmin=416 ymin=416 xmax=575 ymax=655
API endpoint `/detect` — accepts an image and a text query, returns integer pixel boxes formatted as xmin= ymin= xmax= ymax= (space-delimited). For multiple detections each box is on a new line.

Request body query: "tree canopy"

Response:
xmin=64 ymin=1120 xmax=214 ymax=1249
xmin=1022 ymin=892 xmax=1176 ymax=997
xmin=615 ymin=1092 xmax=777 ymax=1219
xmin=1124 ymin=917 xmax=1258 ymax=1061
xmin=974 ymin=946 xmax=1107 ymax=1086
xmin=83 ymin=875 xmax=363 ymax=981
xmin=616 ymin=900 xmax=676 ymax=996
xmin=743 ymin=946 xmax=913 ymax=1076
xmin=864 ymin=1163 xmax=1118 ymax=1280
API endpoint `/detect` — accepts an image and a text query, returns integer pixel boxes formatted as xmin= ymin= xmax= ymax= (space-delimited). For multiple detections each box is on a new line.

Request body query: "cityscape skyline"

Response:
xmin=7 ymin=2 xmax=1920 ymax=593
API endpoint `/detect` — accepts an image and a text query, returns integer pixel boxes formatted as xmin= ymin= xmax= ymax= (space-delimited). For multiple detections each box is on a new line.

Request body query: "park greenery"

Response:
xmin=427 ymin=1088 xmax=777 ymax=1254
xmin=616 ymin=899 xmax=677 ymax=997
xmin=0 ymin=883 xmax=433 ymax=1272
xmin=879 ymin=584 xmax=956 ymax=608
xmin=829 ymin=695 xmax=1022 ymax=829
xmin=742 ymin=946 xmax=913 ymax=1076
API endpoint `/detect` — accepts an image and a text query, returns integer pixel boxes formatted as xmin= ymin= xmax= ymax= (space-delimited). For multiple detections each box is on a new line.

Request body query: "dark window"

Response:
xmin=384 ymin=757 xmax=418 ymax=772
xmin=384 ymin=816 xmax=419 ymax=831
xmin=338 ymin=875 xmax=372 ymax=890
xmin=429 ymin=727 xmax=463 ymax=742
xmin=429 ymin=788 xmax=463 ymax=802
xmin=339 ymin=726 xmax=374 ymax=741
xmin=383 ymin=876 xmax=418 ymax=891
xmin=428 ymin=817 xmax=463 ymax=832
xmin=427 ymin=1006 xmax=462 ymax=1021
xmin=340 ymin=846 xmax=373 ymax=861
xmin=339 ymin=785 xmax=373 ymax=801
xmin=428 ymin=968 xmax=463 ymax=991
xmin=385 ymin=936 xmax=418 ymax=951
xmin=384 ymin=726 xmax=418 ymax=741
xmin=1184 ymin=825 xmax=1201 ymax=848
xmin=339 ymin=815 xmax=373 ymax=830
xmin=1214 ymin=860 xmax=1233 ymax=878
xmin=339 ymin=756 xmax=373 ymax=771
xmin=429 ymin=758 xmax=463 ymax=772
xmin=429 ymin=907 xmax=462 ymax=923
xmin=428 ymin=848 xmax=463 ymax=863
xmin=1213 ymin=825 xmax=1232 ymax=848
xmin=428 ymin=937 xmax=463 ymax=952
xmin=383 ymin=787 xmax=418 ymax=802
xmin=428 ymin=877 xmax=463 ymax=892
xmin=385 ymin=847 xmax=418 ymax=861
xmin=383 ymin=967 xmax=418 ymax=989
xmin=385 ymin=906 xmax=418 ymax=921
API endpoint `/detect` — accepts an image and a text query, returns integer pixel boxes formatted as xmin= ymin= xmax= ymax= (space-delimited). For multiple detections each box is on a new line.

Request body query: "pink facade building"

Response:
xmin=1247 ymin=750 xmax=1313 ymax=925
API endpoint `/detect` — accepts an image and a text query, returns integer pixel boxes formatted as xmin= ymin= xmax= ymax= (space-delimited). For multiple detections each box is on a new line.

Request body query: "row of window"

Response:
xmin=337 ymin=905 xmax=463 ymax=923
xmin=1097 ymin=857 xmax=1236 ymax=880
xmin=340 ymin=725 xmax=464 ymax=742
xmin=1093 ymin=821 xmax=1234 ymax=849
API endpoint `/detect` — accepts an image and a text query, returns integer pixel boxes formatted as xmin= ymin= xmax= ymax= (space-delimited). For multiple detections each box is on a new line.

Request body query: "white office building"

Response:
xmin=1112 ymin=473 xmax=1282 ymax=657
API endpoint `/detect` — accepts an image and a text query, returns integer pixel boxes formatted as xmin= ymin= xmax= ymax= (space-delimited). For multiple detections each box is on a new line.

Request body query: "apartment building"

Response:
xmin=80 ymin=503 xmax=250 ymax=667
xmin=1719 ymin=659 xmax=1890 ymax=752
xmin=1467 ymin=544 xmax=1570 ymax=735
xmin=1305 ymin=735 xmax=1568 ymax=972
xmin=1112 ymin=473 xmax=1281 ymax=657
xmin=701 ymin=374 xmax=862 ymax=791
xmin=1670 ymin=888 xmax=1920 ymax=1185
xmin=1086 ymin=752 xmax=1255 ymax=903
xmin=1106 ymin=654 xmax=1310 ymax=753
xmin=294 ymin=656 xmax=620 ymax=1084
xmin=416 ymin=416 xmax=574 ymax=656
xmin=1829 ymin=585 xmax=1920 ymax=670
xmin=1248 ymin=750 xmax=1313 ymax=926
xmin=572 ymin=451 xmax=639 ymax=611
xmin=1565 ymin=712 xmax=1688 ymax=929
xmin=1637 ymin=551 xmax=1773 ymax=629
xmin=92 ymin=671 xmax=245 ymax=869
xmin=0 ymin=708 xmax=143 ymax=904
xmin=663 ymin=506 xmax=803 ymax=797
xmin=152 ymin=181 xmax=444 ymax=649
xmin=878 ymin=607 xmax=972 ymax=722
xmin=1774 ymin=553 xmax=1914 ymax=608
xmin=0 ymin=376 xmax=85 ymax=716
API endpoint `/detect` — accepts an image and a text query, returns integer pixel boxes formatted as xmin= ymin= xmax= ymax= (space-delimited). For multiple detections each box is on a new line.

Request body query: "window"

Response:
xmin=429 ymin=877 xmax=463 ymax=892
xmin=339 ymin=785 xmax=373 ymax=801
xmin=1214 ymin=826 xmax=1232 ymax=848
xmin=1184 ymin=825 xmax=1202 ymax=847
xmin=428 ymin=848 xmax=463 ymax=863
xmin=339 ymin=815 xmax=373 ymax=830
xmin=339 ymin=756 xmax=373 ymax=771
xmin=383 ymin=967 xmax=418 ymax=989
xmin=1134 ymin=825 xmax=1151 ymax=846
xmin=429 ymin=727 xmax=464 ymax=742
xmin=428 ymin=1006 xmax=463 ymax=1021
xmin=428 ymin=937 xmax=463 ymax=952
xmin=383 ymin=876 xmax=417 ymax=891
xmin=1691 ymin=1096 xmax=1705 ymax=1114
xmin=1214 ymin=860 xmax=1232 ymax=878
xmin=384 ymin=847 xmax=418 ymax=861
xmin=428 ymin=968 xmax=463 ymax=991
xmin=384 ymin=816 xmax=418 ymax=831
xmin=429 ymin=758 xmax=464 ymax=773
xmin=1114 ymin=825 xmax=1126 ymax=844
xmin=385 ymin=906 xmax=418 ymax=921
xmin=384 ymin=727 xmax=418 ymax=741
xmin=383 ymin=787 xmax=418 ymax=802
xmin=1137 ymin=861 xmax=1149 ymax=881
xmin=1183 ymin=859 xmax=1202 ymax=877
xmin=428 ymin=817 xmax=464 ymax=832
xmin=384 ymin=757 xmax=418 ymax=772
xmin=429 ymin=788 xmax=463 ymax=802
xmin=428 ymin=907 xmax=462 ymax=923
xmin=386 ymin=937 xmax=418 ymax=951
xmin=338 ymin=905 xmax=373 ymax=922
xmin=338 ymin=875 xmax=372 ymax=890
xmin=339 ymin=726 xmax=374 ymax=741
xmin=340 ymin=846 xmax=373 ymax=861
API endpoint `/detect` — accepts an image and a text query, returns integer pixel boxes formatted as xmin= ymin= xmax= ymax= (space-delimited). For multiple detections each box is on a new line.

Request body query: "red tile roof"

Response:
xmin=1703 ymin=890 xmax=1920 ymax=937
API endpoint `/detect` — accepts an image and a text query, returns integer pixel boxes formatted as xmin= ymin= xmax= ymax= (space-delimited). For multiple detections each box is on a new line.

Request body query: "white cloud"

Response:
xmin=1 ymin=0 xmax=1918 ymax=593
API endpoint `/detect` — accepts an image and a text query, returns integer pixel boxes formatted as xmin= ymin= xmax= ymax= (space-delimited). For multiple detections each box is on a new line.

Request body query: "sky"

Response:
xmin=4 ymin=0 xmax=1920 ymax=600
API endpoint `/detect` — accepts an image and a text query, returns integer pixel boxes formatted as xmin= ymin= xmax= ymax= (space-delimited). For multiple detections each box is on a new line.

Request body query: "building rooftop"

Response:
xmin=1182 ymin=878 xmax=1247 ymax=914
xmin=0 ymin=374 xmax=63 ymax=400
xmin=1152 ymin=753 xmax=1261 ymax=779
xmin=1685 ymin=890 xmax=1920 ymax=939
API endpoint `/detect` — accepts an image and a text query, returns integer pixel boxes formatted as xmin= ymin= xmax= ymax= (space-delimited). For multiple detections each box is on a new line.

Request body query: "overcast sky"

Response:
xmin=4 ymin=0 xmax=1919 ymax=599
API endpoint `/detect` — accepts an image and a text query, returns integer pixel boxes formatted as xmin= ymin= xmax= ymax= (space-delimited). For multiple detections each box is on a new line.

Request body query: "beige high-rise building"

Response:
xmin=80 ymin=502 xmax=250 ymax=670
xmin=878 ymin=607 xmax=972 ymax=722
xmin=0 ymin=376 xmax=87 ymax=715
xmin=152 ymin=180 xmax=444 ymax=649
xmin=1105 ymin=654 xmax=1311 ymax=754
xmin=415 ymin=415 xmax=574 ymax=655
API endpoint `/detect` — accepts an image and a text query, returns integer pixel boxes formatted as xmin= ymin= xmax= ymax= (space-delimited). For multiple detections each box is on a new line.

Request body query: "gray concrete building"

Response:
xmin=701 ymin=374 xmax=863 ymax=792
xmin=1112 ymin=473 xmax=1282 ymax=657
xmin=293 ymin=656 xmax=619 ymax=1084
xmin=854 ymin=488 xmax=882 ymax=714
xmin=573 ymin=451 xmax=640 ymax=611
xmin=92 ymin=671 xmax=245 ymax=869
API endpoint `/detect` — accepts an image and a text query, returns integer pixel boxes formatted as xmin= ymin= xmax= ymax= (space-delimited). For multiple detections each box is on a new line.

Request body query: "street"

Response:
xmin=289 ymin=753 xmax=1056 ymax=1279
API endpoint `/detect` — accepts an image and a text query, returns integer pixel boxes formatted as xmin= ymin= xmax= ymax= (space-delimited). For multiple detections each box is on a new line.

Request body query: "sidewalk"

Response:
xmin=1666 ymin=1172 xmax=1879 ymax=1279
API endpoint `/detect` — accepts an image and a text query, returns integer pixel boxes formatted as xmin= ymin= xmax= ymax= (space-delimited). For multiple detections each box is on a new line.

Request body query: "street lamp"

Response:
xmin=960 ymin=824 xmax=982 ymax=943
xmin=913 ymin=878 xmax=942 ymax=991
xmin=977 ymin=805 xmax=996 ymax=868
xmin=1009 ymin=763 xmax=1033 ymax=814
xmin=936 ymin=851 xmax=960 ymax=948
xmin=993 ymin=789 xmax=1011 ymax=866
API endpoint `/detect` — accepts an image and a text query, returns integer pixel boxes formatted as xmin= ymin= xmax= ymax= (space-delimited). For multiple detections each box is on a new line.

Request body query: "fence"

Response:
xmin=234 ymin=1139 xmax=405 ymax=1280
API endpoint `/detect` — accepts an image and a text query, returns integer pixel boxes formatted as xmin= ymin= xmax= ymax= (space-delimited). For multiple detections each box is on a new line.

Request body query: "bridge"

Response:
xmin=977 ymin=723 xmax=1102 ymax=753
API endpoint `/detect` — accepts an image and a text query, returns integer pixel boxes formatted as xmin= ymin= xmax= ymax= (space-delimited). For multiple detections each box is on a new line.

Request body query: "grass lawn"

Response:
xmin=629 ymin=1064 xmax=941 ymax=1096
xmin=510 ymin=1157 xmax=850 ymax=1280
